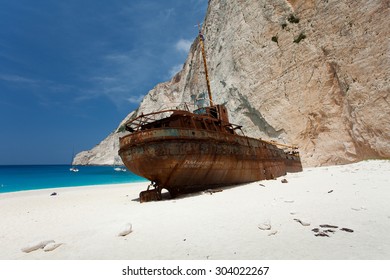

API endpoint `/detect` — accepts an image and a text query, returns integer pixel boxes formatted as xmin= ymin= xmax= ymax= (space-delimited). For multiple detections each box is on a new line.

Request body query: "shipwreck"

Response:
xmin=119 ymin=27 xmax=302 ymax=202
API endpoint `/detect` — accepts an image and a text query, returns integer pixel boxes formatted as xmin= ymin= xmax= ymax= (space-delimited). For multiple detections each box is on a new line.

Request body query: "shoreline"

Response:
xmin=0 ymin=181 xmax=147 ymax=196
xmin=0 ymin=160 xmax=389 ymax=260
xmin=0 ymin=165 xmax=147 ymax=194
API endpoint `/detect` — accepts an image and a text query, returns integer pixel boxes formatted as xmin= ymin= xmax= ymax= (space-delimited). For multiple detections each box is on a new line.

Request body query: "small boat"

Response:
xmin=118 ymin=26 xmax=302 ymax=202
xmin=69 ymin=166 xmax=79 ymax=172
xmin=113 ymin=156 xmax=127 ymax=172
xmin=69 ymin=147 xmax=79 ymax=172
xmin=114 ymin=167 xmax=127 ymax=172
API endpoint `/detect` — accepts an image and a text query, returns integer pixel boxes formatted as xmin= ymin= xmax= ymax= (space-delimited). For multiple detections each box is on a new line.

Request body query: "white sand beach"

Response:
xmin=0 ymin=160 xmax=389 ymax=260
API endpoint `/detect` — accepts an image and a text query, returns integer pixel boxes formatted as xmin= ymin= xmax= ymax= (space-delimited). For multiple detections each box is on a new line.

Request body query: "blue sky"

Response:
xmin=0 ymin=0 xmax=208 ymax=165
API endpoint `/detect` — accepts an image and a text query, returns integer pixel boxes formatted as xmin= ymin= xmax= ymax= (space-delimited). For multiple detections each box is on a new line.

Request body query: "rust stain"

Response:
xmin=119 ymin=104 xmax=302 ymax=202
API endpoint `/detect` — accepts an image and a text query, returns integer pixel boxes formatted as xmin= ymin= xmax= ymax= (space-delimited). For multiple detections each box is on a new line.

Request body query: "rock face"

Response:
xmin=73 ymin=132 xmax=126 ymax=165
xmin=74 ymin=0 xmax=390 ymax=167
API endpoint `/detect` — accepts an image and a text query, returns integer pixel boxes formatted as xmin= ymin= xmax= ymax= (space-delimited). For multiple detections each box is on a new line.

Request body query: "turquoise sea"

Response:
xmin=0 ymin=165 xmax=147 ymax=193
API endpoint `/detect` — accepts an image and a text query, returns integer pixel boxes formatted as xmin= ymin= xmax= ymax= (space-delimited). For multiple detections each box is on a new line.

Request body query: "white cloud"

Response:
xmin=90 ymin=76 xmax=118 ymax=83
xmin=104 ymin=54 xmax=130 ymax=63
xmin=169 ymin=64 xmax=183 ymax=78
xmin=75 ymin=49 xmax=158 ymax=108
xmin=0 ymin=73 xmax=74 ymax=93
xmin=127 ymin=94 xmax=145 ymax=104
xmin=160 ymin=8 xmax=175 ymax=21
xmin=175 ymin=39 xmax=192 ymax=53
xmin=0 ymin=73 xmax=74 ymax=95
xmin=0 ymin=74 xmax=38 ymax=84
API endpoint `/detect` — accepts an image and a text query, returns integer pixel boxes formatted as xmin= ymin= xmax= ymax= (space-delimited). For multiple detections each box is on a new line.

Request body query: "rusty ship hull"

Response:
xmin=118 ymin=28 xmax=302 ymax=201
xmin=118 ymin=107 xmax=302 ymax=199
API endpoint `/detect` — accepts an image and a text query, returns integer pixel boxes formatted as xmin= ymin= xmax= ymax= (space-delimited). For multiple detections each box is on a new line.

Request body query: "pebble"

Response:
xmin=43 ymin=242 xmax=63 ymax=252
xmin=118 ymin=223 xmax=133 ymax=236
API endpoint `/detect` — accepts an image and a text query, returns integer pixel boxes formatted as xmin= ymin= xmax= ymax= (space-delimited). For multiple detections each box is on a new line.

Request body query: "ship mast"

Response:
xmin=198 ymin=24 xmax=213 ymax=106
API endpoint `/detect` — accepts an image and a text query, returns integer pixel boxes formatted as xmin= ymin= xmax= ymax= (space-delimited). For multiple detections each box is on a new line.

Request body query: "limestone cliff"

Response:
xmin=74 ymin=0 xmax=390 ymax=167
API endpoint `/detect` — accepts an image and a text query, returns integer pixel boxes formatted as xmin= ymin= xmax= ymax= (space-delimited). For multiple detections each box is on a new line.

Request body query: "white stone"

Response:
xmin=43 ymin=242 xmax=63 ymax=252
xmin=118 ymin=223 xmax=133 ymax=237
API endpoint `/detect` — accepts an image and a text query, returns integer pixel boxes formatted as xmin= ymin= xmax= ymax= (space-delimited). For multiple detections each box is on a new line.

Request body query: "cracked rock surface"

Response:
xmin=75 ymin=0 xmax=390 ymax=167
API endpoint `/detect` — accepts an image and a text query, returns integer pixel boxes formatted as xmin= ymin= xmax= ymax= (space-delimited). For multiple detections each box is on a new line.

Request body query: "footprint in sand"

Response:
xmin=312 ymin=224 xmax=354 ymax=237
xmin=319 ymin=224 xmax=338 ymax=229
xmin=258 ymin=221 xmax=271 ymax=230
xmin=315 ymin=232 xmax=330 ymax=237
xmin=21 ymin=240 xmax=55 ymax=253
xmin=294 ymin=218 xmax=310 ymax=226
xmin=268 ymin=230 xmax=278 ymax=236
xmin=351 ymin=207 xmax=367 ymax=211
xmin=340 ymin=227 xmax=354 ymax=233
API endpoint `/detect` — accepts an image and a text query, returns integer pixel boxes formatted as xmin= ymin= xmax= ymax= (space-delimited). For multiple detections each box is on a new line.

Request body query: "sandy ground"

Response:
xmin=0 ymin=160 xmax=389 ymax=260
